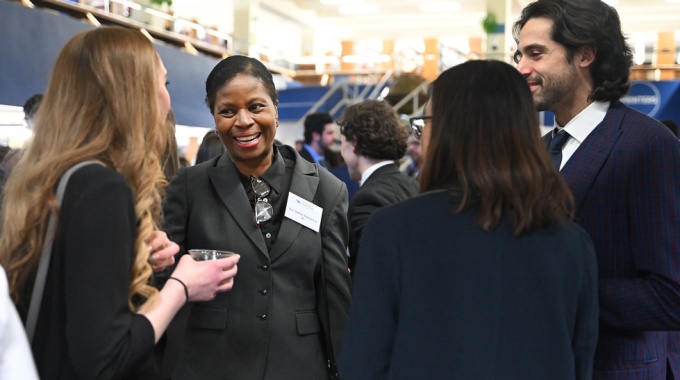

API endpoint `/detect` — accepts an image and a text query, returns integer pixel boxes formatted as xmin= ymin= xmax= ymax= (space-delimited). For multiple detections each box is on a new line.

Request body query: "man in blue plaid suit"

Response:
xmin=514 ymin=0 xmax=680 ymax=379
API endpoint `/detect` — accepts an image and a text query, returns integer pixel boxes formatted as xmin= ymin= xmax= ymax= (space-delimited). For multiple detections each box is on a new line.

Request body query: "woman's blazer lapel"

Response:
xmin=206 ymin=155 xmax=269 ymax=258
xmin=268 ymin=150 xmax=320 ymax=262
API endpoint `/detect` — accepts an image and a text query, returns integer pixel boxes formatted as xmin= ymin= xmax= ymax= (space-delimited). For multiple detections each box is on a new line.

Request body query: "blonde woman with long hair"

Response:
xmin=0 ymin=27 xmax=239 ymax=380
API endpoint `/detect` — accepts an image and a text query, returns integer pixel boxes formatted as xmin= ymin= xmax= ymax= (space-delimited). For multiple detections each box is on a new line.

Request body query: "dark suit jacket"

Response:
xmin=347 ymin=163 xmax=418 ymax=273
xmin=298 ymin=146 xmax=343 ymax=169
xmin=551 ymin=101 xmax=680 ymax=380
xmin=339 ymin=190 xmax=599 ymax=379
xmin=298 ymin=145 xmax=316 ymax=164
xmin=162 ymin=145 xmax=351 ymax=380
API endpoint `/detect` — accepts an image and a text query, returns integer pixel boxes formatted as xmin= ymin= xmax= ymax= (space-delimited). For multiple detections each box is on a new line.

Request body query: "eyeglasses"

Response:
xmin=250 ymin=176 xmax=273 ymax=225
xmin=409 ymin=116 xmax=432 ymax=140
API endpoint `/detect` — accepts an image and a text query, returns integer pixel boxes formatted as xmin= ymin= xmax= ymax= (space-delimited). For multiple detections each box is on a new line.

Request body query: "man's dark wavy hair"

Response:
xmin=338 ymin=100 xmax=409 ymax=161
xmin=513 ymin=0 xmax=633 ymax=101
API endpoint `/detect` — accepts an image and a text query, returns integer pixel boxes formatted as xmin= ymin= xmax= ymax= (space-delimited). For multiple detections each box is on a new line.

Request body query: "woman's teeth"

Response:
xmin=235 ymin=133 xmax=260 ymax=143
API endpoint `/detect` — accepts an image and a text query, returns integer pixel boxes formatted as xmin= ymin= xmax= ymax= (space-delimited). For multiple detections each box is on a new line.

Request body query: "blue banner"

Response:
xmin=621 ymin=81 xmax=680 ymax=126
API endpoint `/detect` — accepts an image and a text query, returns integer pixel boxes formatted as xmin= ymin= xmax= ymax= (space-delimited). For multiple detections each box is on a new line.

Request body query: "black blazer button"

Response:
xmin=260 ymin=264 xmax=269 ymax=270
xmin=258 ymin=314 xmax=267 ymax=320
xmin=260 ymin=289 xmax=268 ymax=295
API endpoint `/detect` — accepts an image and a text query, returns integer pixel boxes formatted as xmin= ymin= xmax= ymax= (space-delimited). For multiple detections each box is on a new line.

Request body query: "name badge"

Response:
xmin=285 ymin=192 xmax=322 ymax=233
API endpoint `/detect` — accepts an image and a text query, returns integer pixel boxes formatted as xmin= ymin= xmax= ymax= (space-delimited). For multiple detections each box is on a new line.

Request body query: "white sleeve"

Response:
xmin=0 ymin=266 xmax=39 ymax=380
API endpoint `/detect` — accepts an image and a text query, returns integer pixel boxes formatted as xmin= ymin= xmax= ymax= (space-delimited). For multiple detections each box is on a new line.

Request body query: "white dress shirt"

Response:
xmin=553 ymin=101 xmax=610 ymax=170
xmin=360 ymin=160 xmax=393 ymax=186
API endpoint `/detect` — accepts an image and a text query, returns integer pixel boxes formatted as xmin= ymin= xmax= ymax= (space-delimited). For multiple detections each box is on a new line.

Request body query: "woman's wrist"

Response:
xmin=168 ymin=276 xmax=189 ymax=302
xmin=138 ymin=277 xmax=186 ymax=343
xmin=162 ymin=277 xmax=188 ymax=306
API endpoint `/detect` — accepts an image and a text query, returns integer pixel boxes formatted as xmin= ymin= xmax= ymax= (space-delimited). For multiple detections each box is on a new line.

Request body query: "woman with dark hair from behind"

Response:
xmin=339 ymin=60 xmax=598 ymax=380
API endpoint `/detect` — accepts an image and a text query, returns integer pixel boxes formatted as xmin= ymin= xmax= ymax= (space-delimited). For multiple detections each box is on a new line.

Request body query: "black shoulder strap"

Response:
xmin=25 ymin=160 xmax=103 ymax=342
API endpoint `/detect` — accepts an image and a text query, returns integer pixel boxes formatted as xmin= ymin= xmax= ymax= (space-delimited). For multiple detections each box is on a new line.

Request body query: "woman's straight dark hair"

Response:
xmin=419 ymin=60 xmax=574 ymax=235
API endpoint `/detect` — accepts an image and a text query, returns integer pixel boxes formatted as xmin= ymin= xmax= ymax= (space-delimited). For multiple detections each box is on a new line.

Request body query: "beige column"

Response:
xmin=468 ymin=37 xmax=483 ymax=59
xmin=340 ymin=40 xmax=355 ymax=72
xmin=381 ymin=40 xmax=395 ymax=73
xmin=233 ymin=0 xmax=259 ymax=56
xmin=656 ymin=32 xmax=676 ymax=80
xmin=185 ymin=136 xmax=199 ymax=165
xmin=421 ymin=38 xmax=439 ymax=81
xmin=301 ymin=25 xmax=315 ymax=58
xmin=485 ymin=0 xmax=511 ymax=61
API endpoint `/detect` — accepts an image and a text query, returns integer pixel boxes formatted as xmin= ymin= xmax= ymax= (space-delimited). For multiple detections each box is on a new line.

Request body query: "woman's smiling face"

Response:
xmin=212 ymin=73 xmax=278 ymax=174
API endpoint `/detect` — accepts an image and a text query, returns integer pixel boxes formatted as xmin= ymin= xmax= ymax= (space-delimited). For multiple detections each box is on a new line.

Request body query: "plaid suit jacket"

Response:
xmin=549 ymin=101 xmax=680 ymax=380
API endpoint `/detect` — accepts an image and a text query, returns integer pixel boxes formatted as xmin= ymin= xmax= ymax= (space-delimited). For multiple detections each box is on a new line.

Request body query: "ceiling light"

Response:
xmin=666 ymin=0 xmax=680 ymax=3
xmin=338 ymin=5 xmax=380 ymax=15
xmin=419 ymin=2 xmax=461 ymax=12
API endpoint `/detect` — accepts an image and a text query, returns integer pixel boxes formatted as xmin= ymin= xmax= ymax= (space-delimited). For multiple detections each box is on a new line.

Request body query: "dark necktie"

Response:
xmin=549 ymin=129 xmax=570 ymax=170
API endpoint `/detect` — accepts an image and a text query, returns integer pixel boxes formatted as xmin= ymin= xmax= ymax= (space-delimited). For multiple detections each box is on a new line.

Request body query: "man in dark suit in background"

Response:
xmin=338 ymin=100 xmax=418 ymax=275
xmin=298 ymin=112 xmax=343 ymax=169
xmin=514 ymin=1 xmax=680 ymax=379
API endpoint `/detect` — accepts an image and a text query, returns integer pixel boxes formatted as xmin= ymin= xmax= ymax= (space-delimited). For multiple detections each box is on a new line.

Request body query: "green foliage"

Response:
xmin=149 ymin=0 xmax=172 ymax=6
xmin=481 ymin=12 xmax=498 ymax=34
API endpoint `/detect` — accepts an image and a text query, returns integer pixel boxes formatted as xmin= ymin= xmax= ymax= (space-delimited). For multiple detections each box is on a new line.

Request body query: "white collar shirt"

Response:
xmin=553 ymin=101 xmax=610 ymax=170
xmin=360 ymin=161 xmax=393 ymax=186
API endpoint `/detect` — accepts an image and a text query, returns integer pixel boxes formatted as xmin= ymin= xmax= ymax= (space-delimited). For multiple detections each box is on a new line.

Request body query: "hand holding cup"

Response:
xmin=170 ymin=250 xmax=240 ymax=302
xmin=188 ymin=249 xmax=236 ymax=261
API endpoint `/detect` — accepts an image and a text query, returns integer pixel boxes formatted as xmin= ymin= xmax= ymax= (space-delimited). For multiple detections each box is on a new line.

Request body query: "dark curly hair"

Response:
xmin=205 ymin=55 xmax=277 ymax=114
xmin=338 ymin=100 xmax=409 ymax=161
xmin=512 ymin=0 xmax=633 ymax=101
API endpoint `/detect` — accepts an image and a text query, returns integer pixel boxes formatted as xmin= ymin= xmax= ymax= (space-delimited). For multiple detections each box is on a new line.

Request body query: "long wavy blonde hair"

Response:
xmin=0 ymin=27 xmax=167 ymax=310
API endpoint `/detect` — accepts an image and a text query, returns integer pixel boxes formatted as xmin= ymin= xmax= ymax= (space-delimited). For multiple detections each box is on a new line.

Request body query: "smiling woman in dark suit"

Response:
xmin=162 ymin=55 xmax=351 ymax=380
xmin=339 ymin=60 xmax=599 ymax=380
